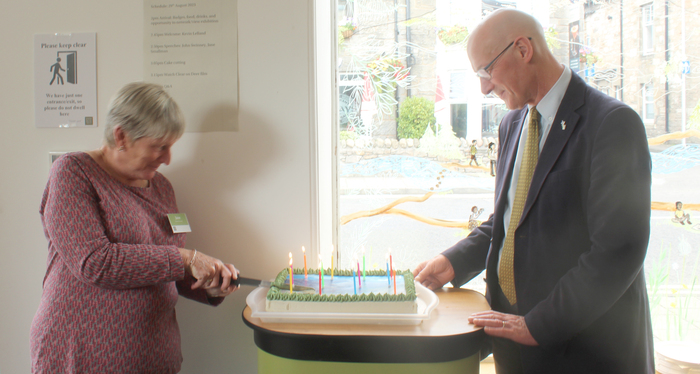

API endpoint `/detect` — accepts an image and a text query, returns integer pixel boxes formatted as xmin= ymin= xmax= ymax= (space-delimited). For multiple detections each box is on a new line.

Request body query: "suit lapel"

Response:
xmin=495 ymin=108 xmax=527 ymax=215
xmin=520 ymin=74 xmax=586 ymax=222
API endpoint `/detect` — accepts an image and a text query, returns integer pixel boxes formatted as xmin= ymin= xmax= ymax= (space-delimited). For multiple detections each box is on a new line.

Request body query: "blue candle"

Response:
xmin=386 ymin=259 xmax=391 ymax=286
xmin=353 ymin=268 xmax=357 ymax=295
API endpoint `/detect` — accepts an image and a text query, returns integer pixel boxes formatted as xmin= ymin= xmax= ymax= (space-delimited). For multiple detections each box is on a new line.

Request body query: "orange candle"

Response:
xmin=389 ymin=249 xmax=393 ymax=279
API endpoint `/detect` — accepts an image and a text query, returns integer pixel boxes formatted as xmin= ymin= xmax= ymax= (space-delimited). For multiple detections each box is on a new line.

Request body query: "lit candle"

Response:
xmin=389 ymin=249 xmax=393 ymax=277
xmin=330 ymin=244 xmax=334 ymax=280
xmin=362 ymin=246 xmax=366 ymax=280
xmin=386 ymin=254 xmax=391 ymax=286
xmin=357 ymin=258 xmax=362 ymax=288
xmin=289 ymin=252 xmax=293 ymax=294
xmin=302 ymin=246 xmax=308 ymax=279
xmin=318 ymin=259 xmax=322 ymax=295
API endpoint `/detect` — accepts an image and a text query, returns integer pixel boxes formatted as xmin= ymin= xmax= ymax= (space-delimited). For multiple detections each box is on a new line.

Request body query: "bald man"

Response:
xmin=414 ymin=9 xmax=654 ymax=374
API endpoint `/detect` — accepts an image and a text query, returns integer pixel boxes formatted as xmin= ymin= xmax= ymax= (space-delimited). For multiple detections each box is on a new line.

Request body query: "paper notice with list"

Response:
xmin=144 ymin=0 xmax=238 ymax=132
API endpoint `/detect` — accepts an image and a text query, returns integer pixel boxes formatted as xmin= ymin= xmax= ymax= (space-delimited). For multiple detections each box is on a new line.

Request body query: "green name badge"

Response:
xmin=167 ymin=213 xmax=191 ymax=233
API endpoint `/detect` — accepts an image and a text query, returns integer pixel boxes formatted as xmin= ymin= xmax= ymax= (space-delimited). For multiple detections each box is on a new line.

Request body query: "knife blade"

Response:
xmin=233 ymin=276 xmax=315 ymax=292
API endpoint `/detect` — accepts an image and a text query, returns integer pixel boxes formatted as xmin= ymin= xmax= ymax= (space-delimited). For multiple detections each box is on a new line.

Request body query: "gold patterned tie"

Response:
xmin=499 ymin=108 xmax=540 ymax=305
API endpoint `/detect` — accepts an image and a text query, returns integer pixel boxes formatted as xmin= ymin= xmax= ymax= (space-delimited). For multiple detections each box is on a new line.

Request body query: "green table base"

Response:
xmin=257 ymin=349 xmax=480 ymax=374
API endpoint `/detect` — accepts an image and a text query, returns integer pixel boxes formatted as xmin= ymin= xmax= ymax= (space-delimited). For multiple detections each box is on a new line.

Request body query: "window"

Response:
xmin=338 ymin=73 xmax=363 ymax=131
xmin=326 ymin=0 xmax=700 ymax=345
xmin=449 ymin=71 xmax=467 ymax=100
xmin=643 ymin=82 xmax=654 ymax=121
xmin=642 ymin=3 xmax=654 ymax=55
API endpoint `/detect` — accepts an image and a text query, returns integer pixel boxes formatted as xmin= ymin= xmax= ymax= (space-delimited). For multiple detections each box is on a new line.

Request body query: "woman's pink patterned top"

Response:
xmin=31 ymin=152 xmax=220 ymax=374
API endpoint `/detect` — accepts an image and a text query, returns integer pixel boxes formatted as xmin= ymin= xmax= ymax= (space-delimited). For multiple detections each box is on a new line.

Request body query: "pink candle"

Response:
xmin=288 ymin=253 xmax=293 ymax=294
xmin=357 ymin=260 xmax=362 ymax=288
xmin=318 ymin=260 xmax=322 ymax=295
xmin=303 ymin=246 xmax=308 ymax=279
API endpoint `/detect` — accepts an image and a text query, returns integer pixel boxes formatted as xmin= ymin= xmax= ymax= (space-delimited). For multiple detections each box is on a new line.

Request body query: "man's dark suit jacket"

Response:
xmin=443 ymin=73 xmax=654 ymax=373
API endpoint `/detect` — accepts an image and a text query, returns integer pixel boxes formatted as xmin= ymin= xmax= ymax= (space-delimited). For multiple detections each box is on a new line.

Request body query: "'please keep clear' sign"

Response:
xmin=34 ymin=32 xmax=97 ymax=128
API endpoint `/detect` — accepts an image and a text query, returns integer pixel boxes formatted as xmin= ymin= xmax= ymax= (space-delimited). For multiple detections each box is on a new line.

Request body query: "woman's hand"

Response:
xmin=179 ymin=248 xmax=239 ymax=294
xmin=204 ymin=263 xmax=239 ymax=298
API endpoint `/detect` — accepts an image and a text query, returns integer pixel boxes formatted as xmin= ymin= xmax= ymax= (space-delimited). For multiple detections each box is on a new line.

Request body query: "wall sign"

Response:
xmin=34 ymin=33 xmax=97 ymax=128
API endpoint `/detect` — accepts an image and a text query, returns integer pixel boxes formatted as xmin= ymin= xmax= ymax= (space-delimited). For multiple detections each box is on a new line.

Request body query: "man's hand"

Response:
xmin=468 ymin=310 xmax=539 ymax=346
xmin=412 ymin=255 xmax=455 ymax=290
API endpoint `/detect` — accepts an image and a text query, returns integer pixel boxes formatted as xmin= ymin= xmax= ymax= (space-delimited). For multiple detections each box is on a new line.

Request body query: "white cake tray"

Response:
xmin=246 ymin=282 xmax=439 ymax=325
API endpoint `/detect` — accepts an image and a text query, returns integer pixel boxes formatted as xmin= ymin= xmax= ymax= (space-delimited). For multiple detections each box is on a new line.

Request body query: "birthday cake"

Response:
xmin=265 ymin=268 xmax=418 ymax=314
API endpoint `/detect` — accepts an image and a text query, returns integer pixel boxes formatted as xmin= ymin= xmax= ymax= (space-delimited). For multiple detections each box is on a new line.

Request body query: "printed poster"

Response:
xmin=34 ymin=33 xmax=97 ymax=128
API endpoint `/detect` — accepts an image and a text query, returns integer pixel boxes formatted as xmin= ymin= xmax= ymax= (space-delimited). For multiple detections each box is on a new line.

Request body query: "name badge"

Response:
xmin=167 ymin=213 xmax=192 ymax=233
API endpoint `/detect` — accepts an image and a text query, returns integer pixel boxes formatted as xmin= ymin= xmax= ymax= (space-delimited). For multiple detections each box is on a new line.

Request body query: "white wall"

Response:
xmin=0 ymin=1 xmax=316 ymax=373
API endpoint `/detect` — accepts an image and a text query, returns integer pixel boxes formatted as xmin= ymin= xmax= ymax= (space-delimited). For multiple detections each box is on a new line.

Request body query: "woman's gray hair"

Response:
xmin=104 ymin=82 xmax=185 ymax=146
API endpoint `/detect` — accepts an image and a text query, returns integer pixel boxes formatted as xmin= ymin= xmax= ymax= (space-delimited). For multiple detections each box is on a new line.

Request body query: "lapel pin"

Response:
xmin=561 ymin=120 xmax=566 ymax=130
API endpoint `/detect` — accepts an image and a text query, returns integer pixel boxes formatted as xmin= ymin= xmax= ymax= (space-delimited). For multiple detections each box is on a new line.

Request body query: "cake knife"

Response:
xmin=233 ymin=276 xmax=315 ymax=292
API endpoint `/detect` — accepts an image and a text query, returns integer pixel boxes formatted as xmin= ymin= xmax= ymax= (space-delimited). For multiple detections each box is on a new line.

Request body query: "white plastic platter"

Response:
xmin=246 ymin=282 xmax=439 ymax=325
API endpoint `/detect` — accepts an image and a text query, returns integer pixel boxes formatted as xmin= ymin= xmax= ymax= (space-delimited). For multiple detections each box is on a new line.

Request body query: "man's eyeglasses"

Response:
xmin=476 ymin=37 xmax=531 ymax=80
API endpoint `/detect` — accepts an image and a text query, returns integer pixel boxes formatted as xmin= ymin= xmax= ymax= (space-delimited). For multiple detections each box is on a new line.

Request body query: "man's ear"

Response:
xmin=514 ymin=36 xmax=534 ymax=63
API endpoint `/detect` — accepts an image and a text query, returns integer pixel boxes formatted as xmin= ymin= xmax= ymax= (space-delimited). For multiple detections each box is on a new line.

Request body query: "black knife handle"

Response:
xmin=232 ymin=276 xmax=261 ymax=287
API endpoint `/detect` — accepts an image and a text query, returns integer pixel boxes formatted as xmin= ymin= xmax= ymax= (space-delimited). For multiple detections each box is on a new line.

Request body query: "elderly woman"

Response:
xmin=30 ymin=82 xmax=238 ymax=373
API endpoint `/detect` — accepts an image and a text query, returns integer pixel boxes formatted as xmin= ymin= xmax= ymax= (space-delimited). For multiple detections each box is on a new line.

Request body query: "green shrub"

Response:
xmin=398 ymin=97 xmax=436 ymax=139
xmin=340 ymin=130 xmax=357 ymax=140
xmin=437 ymin=25 xmax=469 ymax=46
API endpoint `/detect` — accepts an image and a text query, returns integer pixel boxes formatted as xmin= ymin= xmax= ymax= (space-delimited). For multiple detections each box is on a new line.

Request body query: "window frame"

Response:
xmin=641 ymin=3 xmax=654 ymax=56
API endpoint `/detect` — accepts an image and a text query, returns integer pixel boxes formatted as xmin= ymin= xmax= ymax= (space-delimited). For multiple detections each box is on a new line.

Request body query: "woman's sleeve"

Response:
xmin=41 ymin=155 xmax=185 ymax=289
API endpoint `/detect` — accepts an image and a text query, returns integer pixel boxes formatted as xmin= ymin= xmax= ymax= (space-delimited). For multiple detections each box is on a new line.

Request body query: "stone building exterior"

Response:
xmin=552 ymin=0 xmax=700 ymax=139
xmin=338 ymin=0 xmax=700 ymax=143
xmin=337 ymin=0 xmax=437 ymax=139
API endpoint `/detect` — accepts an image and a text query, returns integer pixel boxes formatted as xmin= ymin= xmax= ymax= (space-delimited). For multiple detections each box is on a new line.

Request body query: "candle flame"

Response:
xmin=302 ymin=246 xmax=305 ymax=254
